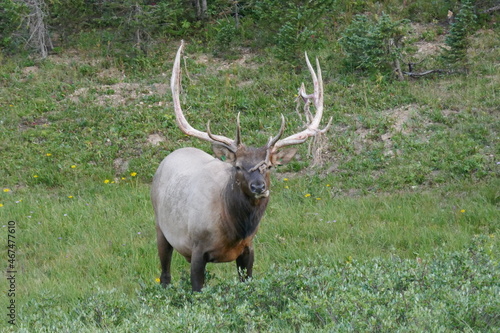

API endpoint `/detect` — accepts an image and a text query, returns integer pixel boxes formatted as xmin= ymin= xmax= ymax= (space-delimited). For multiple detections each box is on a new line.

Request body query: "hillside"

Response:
xmin=0 ymin=1 xmax=499 ymax=331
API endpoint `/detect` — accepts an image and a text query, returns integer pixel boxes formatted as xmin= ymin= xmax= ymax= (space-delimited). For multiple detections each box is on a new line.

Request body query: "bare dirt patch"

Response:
xmin=68 ymin=82 xmax=169 ymax=106
xmin=237 ymin=80 xmax=255 ymax=88
xmin=113 ymin=158 xmax=129 ymax=174
xmin=442 ymin=109 xmax=460 ymax=117
xmin=381 ymin=104 xmax=419 ymax=156
xmin=409 ymin=23 xmax=448 ymax=62
xmin=22 ymin=66 xmax=39 ymax=75
xmin=65 ymin=47 xmax=261 ymax=107
xmin=49 ymin=50 xmax=100 ymax=66
xmin=389 ymin=104 xmax=416 ymax=134
xmin=18 ymin=117 xmax=50 ymax=131
xmin=194 ymin=48 xmax=260 ymax=72
xmin=354 ymin=127 xmax=372 ymax=154
xmin=147 ymin=133 xmax=166 ymax=146
xmin=414 ymin=41 xmax=447 ymax=58
xmin=352 ymin=104 xmax=421 ymax=157
xmin=97 ymin=68 xmax=126 ymax=80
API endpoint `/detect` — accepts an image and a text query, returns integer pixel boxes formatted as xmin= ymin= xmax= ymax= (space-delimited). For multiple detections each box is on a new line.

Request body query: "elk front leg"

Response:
xmin=190 ymin=249 xmax=207 ymax=292
xmin=156 ymin=225 xmax=173 ymax=287
xmin=236 ymin=246 xmax=254 ymax=282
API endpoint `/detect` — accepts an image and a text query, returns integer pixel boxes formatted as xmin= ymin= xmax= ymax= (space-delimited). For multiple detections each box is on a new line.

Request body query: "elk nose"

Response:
xmin=250 ymin=181 xmax=266 ymax=194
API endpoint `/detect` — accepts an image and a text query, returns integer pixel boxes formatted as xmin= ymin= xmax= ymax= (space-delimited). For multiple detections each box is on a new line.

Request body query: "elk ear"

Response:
xmin=270 ymin=148 xmax=297 ymax=166
xmin=212 ymin=144 xmax=237 ymax=163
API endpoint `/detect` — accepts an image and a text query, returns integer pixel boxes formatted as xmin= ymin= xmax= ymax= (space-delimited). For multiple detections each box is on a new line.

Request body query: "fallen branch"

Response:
xmin=481 ymin=5 xmax=500 ymax=14
xmin=403 ymin=68 xmax=467 ymax=77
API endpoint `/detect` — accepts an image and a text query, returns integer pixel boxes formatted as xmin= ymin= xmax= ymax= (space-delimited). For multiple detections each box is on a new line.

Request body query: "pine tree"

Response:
xmin=442 ymin=0 xmax=477 ymax=66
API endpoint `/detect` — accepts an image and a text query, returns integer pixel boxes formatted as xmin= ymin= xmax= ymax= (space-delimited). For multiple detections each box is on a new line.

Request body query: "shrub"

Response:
xmin=0 ymin=0 xmax=28 ymax=51
xmin=213 ymin=19 xmax=240 ymax=57
xmin=339 ymin=13 xmax=410 ymax=79
xmin=405 ymin=0 xmax=460 ymax=22
xmin=18 ymin=236 xmax=500 ymax=331
xmin=243 ymin=1 xmax=330 ymax=66
xmin=441 ymin=0 xmax=477 ymax=66
xmin=274 ymin=15 xmax=324 ymax=66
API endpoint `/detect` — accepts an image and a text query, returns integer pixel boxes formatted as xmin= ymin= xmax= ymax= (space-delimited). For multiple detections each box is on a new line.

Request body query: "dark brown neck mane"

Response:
xmin=221 ymin=174 xmax=269 ymax=243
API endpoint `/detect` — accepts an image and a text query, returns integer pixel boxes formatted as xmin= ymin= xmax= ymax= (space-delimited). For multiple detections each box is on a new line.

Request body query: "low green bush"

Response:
xmin=0 ymin=0 xmax=28 ymax=51
xmin=441 ymin=0 xmax=477 ymax=67
xmin=339 ymin=13 xmax=410 ymax=78
xmin=17 ymin=236 xmax=499 ymax=331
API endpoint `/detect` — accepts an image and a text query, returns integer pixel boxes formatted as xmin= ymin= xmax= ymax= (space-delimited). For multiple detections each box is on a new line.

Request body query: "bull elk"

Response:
xmin=151 ymin=41 xmax=331 ymax=291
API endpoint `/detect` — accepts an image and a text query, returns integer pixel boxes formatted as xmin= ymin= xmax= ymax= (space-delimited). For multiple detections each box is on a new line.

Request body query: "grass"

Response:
xmin=13 ymin=237 xmax=500 ymax=331
xmin=0 ymin=24 xmax=499 ymax=330
xmin=1 ymin=181 xmax=499 ymax=331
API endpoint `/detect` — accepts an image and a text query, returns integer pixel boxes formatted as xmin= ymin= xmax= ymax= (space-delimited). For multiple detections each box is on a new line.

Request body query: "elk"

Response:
xmin=151 ymin=41 xmax=331 ymax=291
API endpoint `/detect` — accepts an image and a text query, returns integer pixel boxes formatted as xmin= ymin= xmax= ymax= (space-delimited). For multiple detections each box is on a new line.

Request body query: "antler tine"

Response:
xmin=272 ymin=52 xmax=331 ymax=151
xmin=235 ymin=112 xmax=242 ymax=147
xmin=207 ymin=113 xmax=243 ymax=151
xmin=249 ymin=114 xmax=285 ymax=170
xmin=171 ymin=40 xmax=237 ymax=151
xmin=303 ymin=53 xmax=323 ymax=128
xmin=266 ymin=114 xmax=286 ymax=149
xmin=298 ymin=82 xmax=314 ymax=124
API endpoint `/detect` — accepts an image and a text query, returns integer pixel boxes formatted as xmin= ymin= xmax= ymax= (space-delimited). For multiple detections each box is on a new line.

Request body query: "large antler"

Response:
xmin=171 ymin=40 xmax=240 ymax=151
xmin=270 ymin=52 xmax=332 ymax=152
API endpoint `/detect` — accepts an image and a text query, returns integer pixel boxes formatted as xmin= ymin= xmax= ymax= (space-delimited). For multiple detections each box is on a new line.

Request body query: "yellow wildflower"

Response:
xmin=316 ymin=197 xmax=321 ymax=200
xmin=71 ymin=165 xmax=76 ymax=169
xmin=104 ymin=179 xmax=110 ymax=184
xmin=155 ymin=278 xmax=161 ymax=283
xmin=3 ymin=189 xmax=10 ymax=192
xmin=46 ymin=153 xmax=52 ymax=157
xmin=0 ymin=204 xmax=3 ymax=207
xmin=460 ymin=209 xmax=466 ymax=213
xmin=283 ymin=178 xmax=288 ymax=181
xmin=130 ymin=172 xmax=137 ymax=177
xmin=33 ymin=175 xmax=38 ymax=178
xmin=68 ymin=196 xmax=73 ymax=199
xmin=304 ymin=193 xmax=311 ymax=197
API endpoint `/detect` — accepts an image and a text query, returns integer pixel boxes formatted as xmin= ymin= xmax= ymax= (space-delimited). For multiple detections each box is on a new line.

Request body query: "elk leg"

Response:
xmin=190 ymin=250 xmax=207 ymax=292
xmin=236 ymin=246 xmax=254 ymax=282
xmin=156 ymin=225 xmax=173 ymax=287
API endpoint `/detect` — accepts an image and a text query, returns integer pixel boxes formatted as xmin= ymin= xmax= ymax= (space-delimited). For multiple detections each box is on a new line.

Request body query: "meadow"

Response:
xmin=0 ymin=22 xmax=499 ymax=331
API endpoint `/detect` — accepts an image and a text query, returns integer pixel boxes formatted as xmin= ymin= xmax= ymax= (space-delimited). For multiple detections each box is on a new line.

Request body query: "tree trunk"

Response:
xmin=201 ymin=0 xmax=207 ymax=20
xmin=234 ymin=0 xmax=239 ymax=28
xmin=193 ymin=0 xmax=208 ymax=20
xmin=389 ymin=38 xmax=405 ymax=81
xmin=24 ymin=0 xmax=53 ymax=58
xmin=194 ymin=0 xmax=201 ymax=19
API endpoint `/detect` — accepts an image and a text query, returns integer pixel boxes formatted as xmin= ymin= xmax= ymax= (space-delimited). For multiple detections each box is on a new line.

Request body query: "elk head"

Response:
xmin=171 ymin=40 xmax=332 ymax=199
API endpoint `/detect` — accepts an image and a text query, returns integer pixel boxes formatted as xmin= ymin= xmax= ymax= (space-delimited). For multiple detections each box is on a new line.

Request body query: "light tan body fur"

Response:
xmin=152 ymin=147 xmax=243 ymax=262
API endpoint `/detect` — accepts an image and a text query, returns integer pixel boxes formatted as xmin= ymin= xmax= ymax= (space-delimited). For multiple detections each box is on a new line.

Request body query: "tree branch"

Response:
xmin=403 ymin=69 xmax=467 ymax=77
xmin=481 ymin=5 xmax=500 ymax=14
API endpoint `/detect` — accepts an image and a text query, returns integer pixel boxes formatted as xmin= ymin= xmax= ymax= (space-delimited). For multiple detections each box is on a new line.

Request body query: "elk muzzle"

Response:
xmin=250 ymin=179 xmax=269 ymax=199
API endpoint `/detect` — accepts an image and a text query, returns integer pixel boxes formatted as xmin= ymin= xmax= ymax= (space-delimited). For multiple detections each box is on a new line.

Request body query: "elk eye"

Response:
xmin=235 ymin=165 xmax=242 ymax=171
